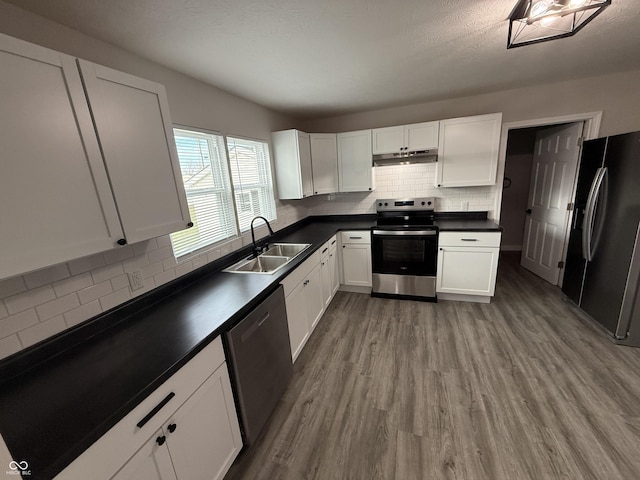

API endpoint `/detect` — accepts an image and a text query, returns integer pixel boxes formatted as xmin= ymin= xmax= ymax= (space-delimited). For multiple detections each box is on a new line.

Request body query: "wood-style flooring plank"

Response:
xmin=224 ymin=253 xmax=640 ymax=480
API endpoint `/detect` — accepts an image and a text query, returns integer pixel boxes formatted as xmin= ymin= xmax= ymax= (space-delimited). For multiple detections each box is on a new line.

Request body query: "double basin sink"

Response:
xmin=224 ymin=243 xmax=311 ymax=274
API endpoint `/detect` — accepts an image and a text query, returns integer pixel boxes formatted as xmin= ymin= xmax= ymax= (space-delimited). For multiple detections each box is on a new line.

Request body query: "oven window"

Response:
xmin=371 ymin=234 xmax=437 ymax=276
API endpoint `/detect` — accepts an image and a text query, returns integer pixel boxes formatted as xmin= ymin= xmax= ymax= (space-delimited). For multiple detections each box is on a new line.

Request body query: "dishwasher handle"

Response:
xmin=240 ymin=312 xmax=271 ymax=343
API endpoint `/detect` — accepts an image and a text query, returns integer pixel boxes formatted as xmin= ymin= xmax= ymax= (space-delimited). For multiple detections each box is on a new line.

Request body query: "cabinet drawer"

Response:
xmin=340 ymin=231 xmax=371 ymax=244
xmin=55 ymin=337 xmax=226 ymax=480
xmin=438 ymin=231 xmax=501 ymax=247
xmin=319 ymin=235 xmax=337 ymax=258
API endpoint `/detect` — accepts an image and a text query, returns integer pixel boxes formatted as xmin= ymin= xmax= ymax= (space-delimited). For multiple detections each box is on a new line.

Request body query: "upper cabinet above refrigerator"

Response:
xmin=0 ymin=33 xmax=191 ymax=281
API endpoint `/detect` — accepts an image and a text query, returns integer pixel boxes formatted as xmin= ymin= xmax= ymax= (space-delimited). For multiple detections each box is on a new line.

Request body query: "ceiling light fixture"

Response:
xmin=507 ymin=0 xmax=611 ymax=48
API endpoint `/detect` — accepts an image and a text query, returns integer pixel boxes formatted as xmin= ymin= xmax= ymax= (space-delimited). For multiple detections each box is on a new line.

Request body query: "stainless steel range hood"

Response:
xmin=372 ymin=149 xmax=438 ymax=166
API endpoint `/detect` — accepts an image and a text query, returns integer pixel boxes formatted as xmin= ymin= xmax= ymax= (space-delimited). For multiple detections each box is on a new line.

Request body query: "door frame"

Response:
xmin=493 ymin=111 xmax=603 ymax=286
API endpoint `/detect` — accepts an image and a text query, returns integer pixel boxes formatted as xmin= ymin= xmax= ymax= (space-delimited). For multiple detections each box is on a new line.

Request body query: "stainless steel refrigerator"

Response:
xmin=562 ymin=130 xmax=640 ymax=346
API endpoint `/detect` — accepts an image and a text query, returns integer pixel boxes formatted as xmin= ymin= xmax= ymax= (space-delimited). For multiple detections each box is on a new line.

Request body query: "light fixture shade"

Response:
xmin=508 ymin=0 xmax=611 ymax=48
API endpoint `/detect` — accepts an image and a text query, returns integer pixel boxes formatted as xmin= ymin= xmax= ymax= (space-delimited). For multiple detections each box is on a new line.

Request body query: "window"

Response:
xmin=170 ymin=128 xmax=237 ymax=258
xmin=226 ymin=136 xmax=277 ymax=232
xmin=170 ymin=129 xmax=278 ymax=259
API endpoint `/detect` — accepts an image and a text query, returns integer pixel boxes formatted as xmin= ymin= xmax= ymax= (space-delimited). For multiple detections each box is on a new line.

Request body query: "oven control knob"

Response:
xmin=421 ymin=201 xmax=425 ymax=205
xmin=428 ymin=201 xmax=432 ymax=206
xmin=384 ymin=202 xmax=388 ymax=206
xmin=378 ymin=202 xmax=382 ymax=206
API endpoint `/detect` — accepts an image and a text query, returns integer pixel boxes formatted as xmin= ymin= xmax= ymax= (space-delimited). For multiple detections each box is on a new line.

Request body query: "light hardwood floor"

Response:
xmin=224 ymin=253 xmax=640 ymax=480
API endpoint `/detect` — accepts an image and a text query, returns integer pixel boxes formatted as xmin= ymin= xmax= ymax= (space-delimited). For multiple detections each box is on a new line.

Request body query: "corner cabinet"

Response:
xmin=436 ymin=232 xmax=501 ymax=301
xmin=435 ymin=113 xmax=502 ymax=187
xmin=337 ymin=130 xmax=374 ymax=193
xmin=272 ymin=129 xmax=313 ymax=199
xmin=0 ymin=33 xmax=191 ymax=281
xmin=372 ymin=121 xmax=439 ymax=154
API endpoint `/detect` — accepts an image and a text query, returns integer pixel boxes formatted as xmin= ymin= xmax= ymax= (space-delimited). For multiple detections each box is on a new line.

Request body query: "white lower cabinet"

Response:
xmin=436 ymin=232 xmax=501 ymax=299
xmin=339 ymin=231 xmax=372 ymax=288
xmin=55 ymin=338 xmax=241 ymax=480
xmin=320 ymin=236 xmax=339 ymax=308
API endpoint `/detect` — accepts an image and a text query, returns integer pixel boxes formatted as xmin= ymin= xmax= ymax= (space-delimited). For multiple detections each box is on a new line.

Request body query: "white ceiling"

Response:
xmin=6 ymin=0 xmax=640 ymax=119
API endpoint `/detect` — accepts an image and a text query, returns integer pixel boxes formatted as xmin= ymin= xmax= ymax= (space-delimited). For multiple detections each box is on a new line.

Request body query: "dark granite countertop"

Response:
xmin=0 ymin=213 xmax=500 ymax=479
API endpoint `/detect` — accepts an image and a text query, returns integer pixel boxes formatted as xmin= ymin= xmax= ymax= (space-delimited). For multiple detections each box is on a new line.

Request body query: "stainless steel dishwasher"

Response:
xmin=224 ymin=285 xmax=293 ymax=446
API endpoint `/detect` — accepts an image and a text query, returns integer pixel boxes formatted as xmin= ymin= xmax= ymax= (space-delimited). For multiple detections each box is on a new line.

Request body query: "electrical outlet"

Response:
xmin=128 ymin=270 xmax=144 ymax=291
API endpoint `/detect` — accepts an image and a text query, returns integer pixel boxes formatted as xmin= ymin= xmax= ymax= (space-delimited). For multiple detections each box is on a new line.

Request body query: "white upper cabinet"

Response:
xmin=372 ymin=121 xmax=439 ymax=154
xmin=0 ymin=34 xmax=124 ymax=281
xmin=78 ymin=60 xmax=191 ymax=245
xmin=435 ymin=113 xmax=502 ymax=187
xmin=0 ymin=33 xmax=192 ymax=280
xmin=272 ymin=129 xmax=313 ymax=199
xmin=309 ymin=133 xmax=338 ymax=195
xmin=337 ymin=130 xmax=374 ymax=193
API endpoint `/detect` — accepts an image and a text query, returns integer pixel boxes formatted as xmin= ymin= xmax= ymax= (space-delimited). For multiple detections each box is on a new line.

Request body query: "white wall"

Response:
xmin=0 ymin=2 xmax=307 ymax=359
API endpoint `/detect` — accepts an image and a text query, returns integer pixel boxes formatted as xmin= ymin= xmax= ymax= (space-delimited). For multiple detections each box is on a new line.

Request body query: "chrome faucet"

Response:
xmin=250 ymin=216 xmax=274 ymax=256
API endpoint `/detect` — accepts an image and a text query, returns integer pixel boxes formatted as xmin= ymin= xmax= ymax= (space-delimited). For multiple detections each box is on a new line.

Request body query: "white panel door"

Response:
xmin=285 ymin=282 xmax=310 ymax=362
xmin=329 ymin=247 xmax=340 ymax=296
xmin=110 ymin=430 xmax=177 ymax=480
xmin=298 ymin=131 xmax=314 ymax=197
xmin=341 ymin=244 xmax=372 ymax=287
xmin=337 ymin=130 xmax=374 ymax=192
xmin=164 ymin=365 xmax=242 ymax=480
xmin=320 ymin=256 xmax=332 ymax=308
xmin=0 ymin=34 xmax=123 ymax=280
xmin=310 ymin=133 xmax=338 ymax=194
xmin=521 ymin=122 xmax=584 ymax=284
xmin=437 ymin=247 xmax=499 ymax=296
xmin=78 ymin=60 xmax=191 ymax=245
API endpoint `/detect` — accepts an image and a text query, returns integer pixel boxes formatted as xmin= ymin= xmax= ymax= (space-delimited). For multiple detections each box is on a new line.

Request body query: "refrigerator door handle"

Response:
xmin=589 ymin=167 xmax=608 ymax=261
xmin=582 ymin=167 xmax=607 ymax=261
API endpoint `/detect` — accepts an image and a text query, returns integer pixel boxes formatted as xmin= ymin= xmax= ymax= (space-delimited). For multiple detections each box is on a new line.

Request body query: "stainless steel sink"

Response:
xmin=260 ymin=243 xmax=310 ymax=257
xmin=223 ymin=243 xmax=311 ymax=274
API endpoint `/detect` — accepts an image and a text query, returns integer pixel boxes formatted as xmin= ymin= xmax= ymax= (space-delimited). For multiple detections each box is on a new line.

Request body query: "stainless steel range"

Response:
xmin=371 ymin=198 xmax=438 ymax=301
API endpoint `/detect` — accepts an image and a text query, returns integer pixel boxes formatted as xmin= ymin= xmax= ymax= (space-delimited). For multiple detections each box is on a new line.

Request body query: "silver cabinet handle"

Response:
xmin=461 ymin=238 xmax=479 ymax=242
xmin=349 ymin=236 xmax=363 ymax=239
xmin=372 ymin=230 xmax=436 ymax=236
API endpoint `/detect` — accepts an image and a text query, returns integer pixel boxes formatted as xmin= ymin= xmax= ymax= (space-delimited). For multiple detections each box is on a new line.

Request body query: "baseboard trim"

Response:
xmin=500 ymin=245 xmax=522 ymax=252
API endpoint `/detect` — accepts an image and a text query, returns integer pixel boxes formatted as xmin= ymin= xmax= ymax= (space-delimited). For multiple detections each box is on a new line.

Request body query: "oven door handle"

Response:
xmin=372 ymin=230 xmax=437 ymax=236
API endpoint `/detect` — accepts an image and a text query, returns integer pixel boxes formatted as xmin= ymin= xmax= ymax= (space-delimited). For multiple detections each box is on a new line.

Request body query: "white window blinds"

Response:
xmin=170 ymin=129 xmax=237 ymax=258
xmin=226 ymin=136 xmax=277 ymax=232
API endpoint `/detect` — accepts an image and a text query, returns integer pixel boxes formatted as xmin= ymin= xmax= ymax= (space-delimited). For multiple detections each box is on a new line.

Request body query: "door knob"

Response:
xmin=526 ymin=208 xmax=532 ymax=214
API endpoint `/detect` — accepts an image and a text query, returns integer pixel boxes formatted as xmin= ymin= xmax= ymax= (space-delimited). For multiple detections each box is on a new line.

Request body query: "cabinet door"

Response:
xmin=285 ymin=281 xmax=310 ymax=362
xmin=305 ymin=263 xmax=325 ymax=332
xmin=320 ymin=255 xmax=332 ymax=308
xmin=436 ymin=247 xmax=499 ymax=295
xmin=436 ymin=113 xmax=502 ymax=187
xmin=337 ymin=130 xmax=374 ymax=192
xmin=78 ymin=60 xmax=191 ymax=244
xmin=310 ymin=133 xmax=338 ymax=195
xmin=110 ymin=430 xmax=177 ymax=480
xmin=164 ymin=364 xmax=242 ymax=480
xmin=342 ymin=244 xmax=372 ymax=287
xmin=372 ymin=126 xmax=404 ymax=154
xmin=298 ymin=131 xmax=314 ymax=197
xmin=0 ymin=34 xmax=123 ymax=280
xmin=405 ymin=121 xmax=439 ymax=151
xmin=328 ymin=247 xmax=340 ymax=296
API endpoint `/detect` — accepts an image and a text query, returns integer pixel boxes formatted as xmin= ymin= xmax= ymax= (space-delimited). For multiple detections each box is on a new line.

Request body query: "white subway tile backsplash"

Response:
xmin=53 ymin=273 xmax=93 ymax=298
xmin=24 ymin=264 xmax=70 ymax=289
xmin=103 ymin=245 xmax=134 ymax=265
xmin=0 ymin=276 xmax=27 ymax=299
xmin=64 ymin=301 xmax=102 ymax=328
xmin=5 ymin=286 xmax=56 ymax=315
xmin=78 ymin=281 xmax=113 ymax=305
xmin=111 ymin=274 xmax=130 ymax=292
xmin=122 ymin=254 xmax=150 ymax=272
xmin=148 ymin=246 xmax=173 ymax=265
xmin=36 ymin=293 xmax=80 ymax=322
xmin=154 ymin=269 xmax=176 ymax=287
xmin=162 ymin=257 xmax=178 ymax=271
xmin=132 ymin=238 xmax=158 ymax=256
xmin=207 ymin=250 xmax=221 ymax=263
xmin=141 ymin=262 xmax=163 ymax=280
xmin=0 ymin=302 xmax=7 ymax=319
xmin=18 ymin=316 xmax=67 ymax=348
xmin=68 ymin=253 xmax=106 ymax=276
xmin=0 ymin=309 xmax=39 ymax=338
xmin=175 ymin=261 xmax=194 ymax=278
xmin=0 ymin=335 xmax=22 ymax=360
xmin=192 ymin=254 xmax=208 ymax=270
xmin=131 ymin=277 xmax=156 ymax=298
xmin=99 ymin=288 xmax=132 ymax=311
xmin=91 ymin=263 xmax=124 ymax=284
